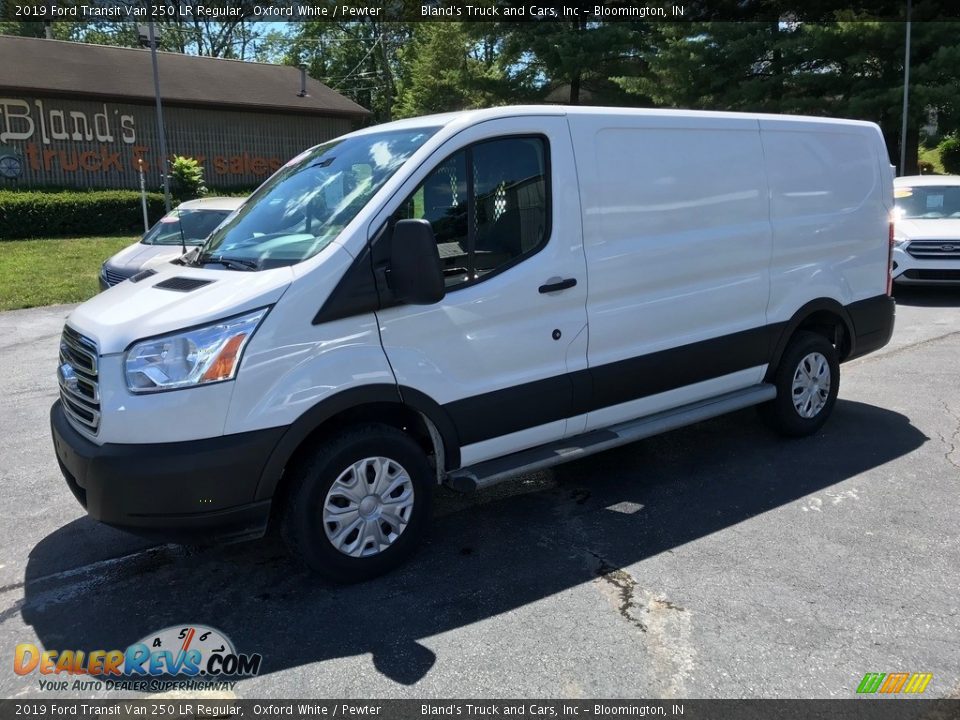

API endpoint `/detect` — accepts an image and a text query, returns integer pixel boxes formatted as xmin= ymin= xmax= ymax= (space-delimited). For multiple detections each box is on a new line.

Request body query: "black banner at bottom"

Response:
xmin=1 ymin=700 xmax=959 ymax=720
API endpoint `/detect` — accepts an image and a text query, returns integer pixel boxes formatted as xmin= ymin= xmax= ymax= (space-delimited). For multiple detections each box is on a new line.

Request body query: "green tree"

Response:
xmin=0 ymin=20 xmax=136 ymax=44
xmin=796 ymin=20 xmax=960 ymax=174
xmin=0 ymin=13 xmax=266 ymax=58
xmin=168 ymin=156 xmax=207 ymax=201
xmin=496 ymin=20 xmax=649 ymax=105
xmin=939 ymin=136 xmax=960 ymax=174
xmin=287 ymin=19 xmax=413 ymax=122
xmin=614 ymin=22 xmax=798 ymax=112
xmin=616 ymin=12 xmax=960 ymax=174
xmin=394 ymin=23 xmax=516 ymax=118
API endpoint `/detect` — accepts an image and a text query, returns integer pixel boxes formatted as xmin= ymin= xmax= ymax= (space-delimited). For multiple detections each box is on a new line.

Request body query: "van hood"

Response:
xmin=895 ymin=218 xmax=960 ymax=239
xmin=67 ymin=264 xmax=295 ymax=355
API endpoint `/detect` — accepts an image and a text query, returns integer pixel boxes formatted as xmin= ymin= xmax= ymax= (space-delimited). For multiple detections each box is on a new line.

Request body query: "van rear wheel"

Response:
xmin=762 ymin=331 xmax=840 ymax=437
xmin=280 ymin=424 xmax=433 ymax=582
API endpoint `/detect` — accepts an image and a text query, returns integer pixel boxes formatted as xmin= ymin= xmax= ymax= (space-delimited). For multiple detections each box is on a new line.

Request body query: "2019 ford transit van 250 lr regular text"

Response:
xmin=51 ymin=107 xmax=896 ymax=581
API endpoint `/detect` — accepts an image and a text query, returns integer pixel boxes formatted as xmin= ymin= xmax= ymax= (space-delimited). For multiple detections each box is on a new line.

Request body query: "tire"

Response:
xmin=280 ymin=423 xmax=433 ymax=582
xmin=761 ymin=331 xmax=840 ymax=437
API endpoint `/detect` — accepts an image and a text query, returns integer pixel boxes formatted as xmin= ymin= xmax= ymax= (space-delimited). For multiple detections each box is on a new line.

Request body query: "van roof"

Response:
xmin=895 ymin=175 xmax=960 ymax=186
xmin=349 ymin=105 xmax=880 ymax=136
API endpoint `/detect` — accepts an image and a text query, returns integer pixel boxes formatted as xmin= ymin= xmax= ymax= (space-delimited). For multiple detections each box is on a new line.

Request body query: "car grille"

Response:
xmin=902 ymin=269 xmax=960 ymax=281
xmin=58 ymin=326 xmax=101 ymax=434
xmin=905 ymin=240 xmax=960 ymax=260
xmin=102 ymin=266 xmax=134 ymax=286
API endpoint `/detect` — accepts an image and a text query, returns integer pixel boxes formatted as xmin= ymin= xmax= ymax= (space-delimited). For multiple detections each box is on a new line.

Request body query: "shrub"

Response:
xmin=0 ymin=190 xmax=168 ymax=240
xmin=169 ymin=156 xmax=207 ymax=201
xmin=938 ymin=136 xmax=960 ymax=175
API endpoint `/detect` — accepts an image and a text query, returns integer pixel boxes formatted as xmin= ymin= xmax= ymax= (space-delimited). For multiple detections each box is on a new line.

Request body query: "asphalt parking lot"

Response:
xmin=1 ymin=288 xmax=958 ymax=699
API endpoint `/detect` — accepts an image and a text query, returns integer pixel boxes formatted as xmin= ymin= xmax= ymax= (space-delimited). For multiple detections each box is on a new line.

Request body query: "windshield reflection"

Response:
xmin=200 ymin=127 xmax=439 ymax=269
xmin=894 ymin=185 xmax=960 ymax=220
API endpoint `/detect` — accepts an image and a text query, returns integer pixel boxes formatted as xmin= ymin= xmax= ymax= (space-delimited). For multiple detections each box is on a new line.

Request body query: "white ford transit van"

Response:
xmin=52 ymin=106 xmax=895 ymax=581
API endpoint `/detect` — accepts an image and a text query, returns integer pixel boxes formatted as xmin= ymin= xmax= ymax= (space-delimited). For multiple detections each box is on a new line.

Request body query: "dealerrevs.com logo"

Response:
xmin=14 ymin=625 xmax=262 ymax=692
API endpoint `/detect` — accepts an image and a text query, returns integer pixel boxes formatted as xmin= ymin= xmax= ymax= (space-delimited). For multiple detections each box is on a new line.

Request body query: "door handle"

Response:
xmin=538 ymin=278 xmax=577 ymax=294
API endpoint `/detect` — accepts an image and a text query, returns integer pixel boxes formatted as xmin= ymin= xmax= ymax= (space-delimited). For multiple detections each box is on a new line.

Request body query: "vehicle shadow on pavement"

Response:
xmin=893 ymin=286 xmax=960 ymax=307
xmin=20 ymin=400 xmax=926 ymax=688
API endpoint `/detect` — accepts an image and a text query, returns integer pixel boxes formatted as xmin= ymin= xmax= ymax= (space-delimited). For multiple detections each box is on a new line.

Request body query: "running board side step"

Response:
xmin=446 ymin=384 xmax=776 ymax=493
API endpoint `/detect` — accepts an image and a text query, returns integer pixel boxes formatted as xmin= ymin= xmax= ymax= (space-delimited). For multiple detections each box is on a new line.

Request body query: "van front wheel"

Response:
xmin=280 ymin=424 xmax=433 ymax=582
xmin=762 ymin=331 xmax=840 ymax=437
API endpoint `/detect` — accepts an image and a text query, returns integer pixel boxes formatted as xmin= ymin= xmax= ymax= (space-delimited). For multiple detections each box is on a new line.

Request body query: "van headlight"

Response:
xmin=893 ymin=235 xmax=910 ymax=248
xmin=124 ymin=308 xmax=268 ymax=393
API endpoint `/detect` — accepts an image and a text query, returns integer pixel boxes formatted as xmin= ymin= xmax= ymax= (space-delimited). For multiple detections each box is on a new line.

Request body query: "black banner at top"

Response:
xmin=4 ymin=0 xmax=960 ymax=23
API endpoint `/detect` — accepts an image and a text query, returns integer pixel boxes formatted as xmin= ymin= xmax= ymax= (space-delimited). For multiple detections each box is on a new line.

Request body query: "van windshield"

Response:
xmin=894 ymin=185 xmax=960 ymax=219
xmin=198 ymin=127 xmax=439 ymax=268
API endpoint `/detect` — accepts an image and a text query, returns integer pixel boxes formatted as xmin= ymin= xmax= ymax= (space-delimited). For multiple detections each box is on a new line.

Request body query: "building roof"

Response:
xmin=0 ymin=35 xmax=369 ymax=118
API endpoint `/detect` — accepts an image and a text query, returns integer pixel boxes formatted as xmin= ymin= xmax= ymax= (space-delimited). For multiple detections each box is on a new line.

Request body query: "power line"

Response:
xmin=330 ymin=34 xmax=382 ymax=90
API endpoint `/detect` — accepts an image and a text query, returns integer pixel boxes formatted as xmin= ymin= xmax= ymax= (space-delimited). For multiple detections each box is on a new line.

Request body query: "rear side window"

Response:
xmin=396 ymin=136 xmax=549 ymax=288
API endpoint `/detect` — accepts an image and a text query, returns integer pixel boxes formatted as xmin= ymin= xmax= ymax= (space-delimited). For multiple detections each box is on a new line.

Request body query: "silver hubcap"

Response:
xmin=792 ymin=352 xmax=831 ymax=419
xmin=322 ymin=456 xmax=415 ymax=557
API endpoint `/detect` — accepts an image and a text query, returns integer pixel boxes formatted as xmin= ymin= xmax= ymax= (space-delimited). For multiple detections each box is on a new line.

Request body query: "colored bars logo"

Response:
xmin=857 ymin=672 xmax=933 ymax=694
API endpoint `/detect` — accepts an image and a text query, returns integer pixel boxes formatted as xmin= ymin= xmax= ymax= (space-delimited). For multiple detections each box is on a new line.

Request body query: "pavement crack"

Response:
xmin=650 ymin=598 xmax=686 ymax=612
xmin=0 ymin=597 xmax=25 ymax=625
xmin=0 ymin=581 xmax=25 ymax=595
xmin=589 ymin=551 xmax=648 ymax=632
xmin=586 ymin=551 xmax=693 ymax=698
xmin=937 ymin=400 xmax=960 ymax=472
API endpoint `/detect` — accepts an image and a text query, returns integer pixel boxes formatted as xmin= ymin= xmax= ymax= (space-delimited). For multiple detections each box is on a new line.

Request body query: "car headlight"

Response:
xmin=124 ymin=308 xmax=268 ymax=393
xmin=893 ymin=235 xmax=910 ymax=248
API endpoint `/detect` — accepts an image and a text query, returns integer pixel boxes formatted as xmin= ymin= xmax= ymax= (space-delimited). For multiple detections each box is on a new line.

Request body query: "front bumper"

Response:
xmin=50 ymin=401 xmax=285 ymax=542
xmin=892 ymin=246 xmax=960 ymax=285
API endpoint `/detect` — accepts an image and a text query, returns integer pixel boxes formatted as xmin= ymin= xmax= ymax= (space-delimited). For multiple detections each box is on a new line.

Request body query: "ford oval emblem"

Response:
xmin=941 ymin=244 xmax=956 ymax=252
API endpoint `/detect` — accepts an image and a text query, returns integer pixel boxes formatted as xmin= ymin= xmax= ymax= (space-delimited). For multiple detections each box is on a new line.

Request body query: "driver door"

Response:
xmin=372 ymin=117 xmax=589 ymax=467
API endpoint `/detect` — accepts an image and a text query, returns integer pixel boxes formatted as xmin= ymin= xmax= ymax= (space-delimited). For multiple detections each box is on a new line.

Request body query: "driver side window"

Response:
xmin=395 ymin=136 xmax=549 ymax=289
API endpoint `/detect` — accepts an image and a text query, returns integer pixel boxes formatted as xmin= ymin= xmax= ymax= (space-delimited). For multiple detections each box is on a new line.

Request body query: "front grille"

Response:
xmin=905 ymin=240 xmax=960 ymax=260
xmin=902 ymin=269 xmax=960 ymax=281
xmin=102 ymin=266 xmax=134 ymax=286
xmin=58 ymin=326 xmax=101 ymax=434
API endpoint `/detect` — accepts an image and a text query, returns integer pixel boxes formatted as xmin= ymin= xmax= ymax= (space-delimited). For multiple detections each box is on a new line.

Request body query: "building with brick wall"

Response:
xmin=0 ymin=35 xmax=369 ymax=190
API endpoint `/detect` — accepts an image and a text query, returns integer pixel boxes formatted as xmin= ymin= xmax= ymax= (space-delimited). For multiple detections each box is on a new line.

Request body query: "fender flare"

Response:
xmin=767 ymin=298 xmax=856 ymax=378
xmin=254 ymin=384 xmax=461 ymax=501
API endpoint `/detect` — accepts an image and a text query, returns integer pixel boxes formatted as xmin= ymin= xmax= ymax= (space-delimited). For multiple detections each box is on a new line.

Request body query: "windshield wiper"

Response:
xmin=173 ymin=247 xmax=200 ymax=266
xmin=196 ymin=253 xmax=260 ymax=271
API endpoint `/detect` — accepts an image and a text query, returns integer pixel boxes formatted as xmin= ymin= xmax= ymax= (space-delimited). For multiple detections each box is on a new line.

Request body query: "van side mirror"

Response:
xmin=390 ymin=219 xmax=446 ymax=305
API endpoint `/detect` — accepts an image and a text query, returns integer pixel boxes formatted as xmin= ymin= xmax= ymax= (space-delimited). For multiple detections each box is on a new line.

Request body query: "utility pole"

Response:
xmin=145 ymin=22 xmax=172 ymax=212
xmin=899 ymin=0 xmax=912 ymax=176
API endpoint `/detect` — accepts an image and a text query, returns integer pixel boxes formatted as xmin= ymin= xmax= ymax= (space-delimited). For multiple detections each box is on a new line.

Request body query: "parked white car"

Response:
xmin=53 ymin=106 xmax=895 ymax=581
xmin=99 ymin=196 xmax=245 ymax=289
xmin=892 ymin=175 xmax=960 ymax=285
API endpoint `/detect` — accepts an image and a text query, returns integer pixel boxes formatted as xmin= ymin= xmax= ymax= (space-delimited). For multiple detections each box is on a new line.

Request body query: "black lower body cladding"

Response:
xmin=50 ymin=401 xmax=283 ymax=541
xmin=846 ymin=294 xmax=896 ymax=361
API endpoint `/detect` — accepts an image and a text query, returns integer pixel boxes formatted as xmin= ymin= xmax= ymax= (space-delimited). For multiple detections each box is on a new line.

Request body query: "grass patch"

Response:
xmin=0 ymin=236 xmax=136 ymax=311
xmin=919 ymin=146 xmax=945 ymax=174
